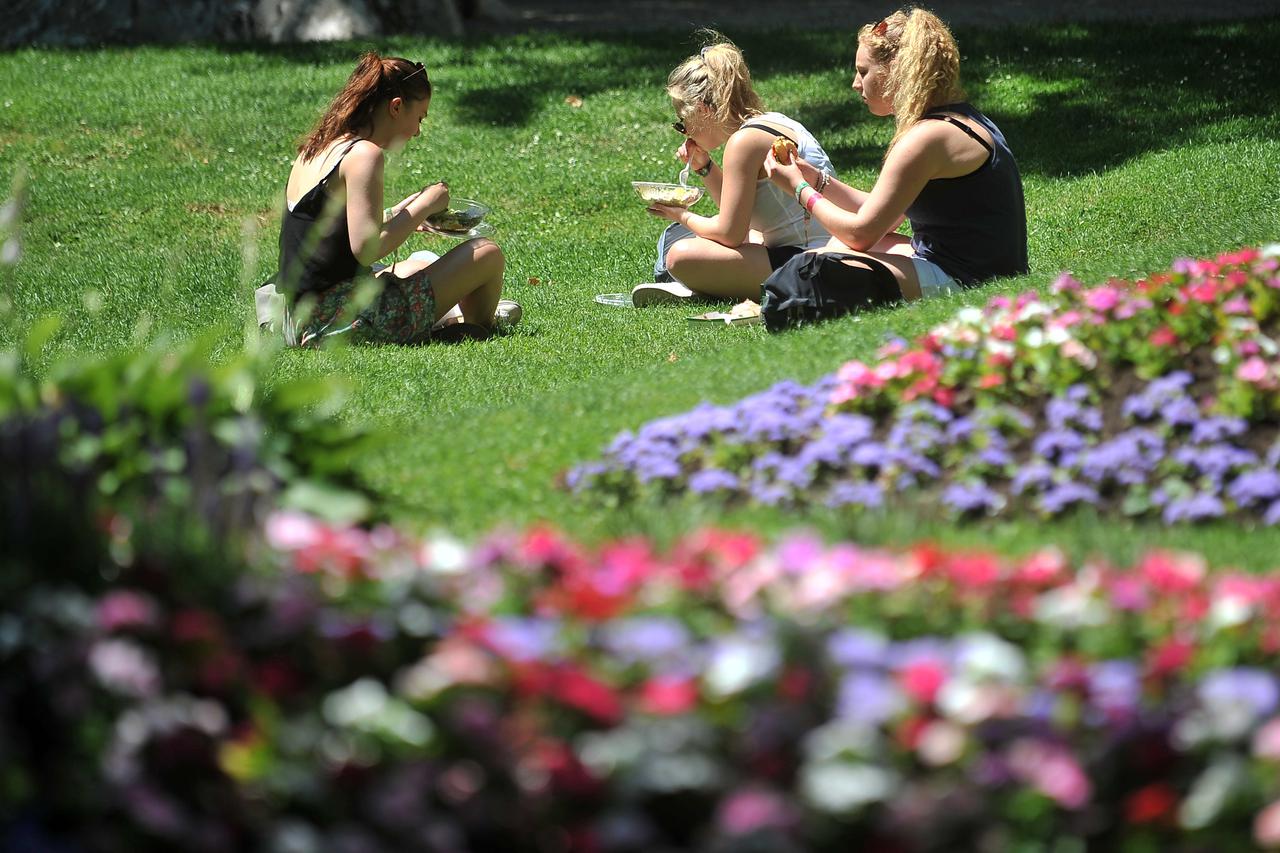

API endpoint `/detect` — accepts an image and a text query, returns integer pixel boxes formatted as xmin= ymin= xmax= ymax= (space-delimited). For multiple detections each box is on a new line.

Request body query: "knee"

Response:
xmin=665 ymin=239 xmax=698 ymax=276
xmin=472 ymin=238 xmax=505 ymax=271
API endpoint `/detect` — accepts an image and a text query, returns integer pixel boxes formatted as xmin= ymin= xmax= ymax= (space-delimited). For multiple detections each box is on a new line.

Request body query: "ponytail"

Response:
xmin=297 ymin=51 xmax=432 ymax=161
xmin=858 ymin=8 xmax=965 ymax=153
xmin=666 ymin=31 xmax=764 ymax=130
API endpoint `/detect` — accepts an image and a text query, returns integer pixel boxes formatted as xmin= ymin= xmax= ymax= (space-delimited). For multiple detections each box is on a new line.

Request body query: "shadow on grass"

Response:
xmin=190 ymin=17 xmax=1280 ymax=175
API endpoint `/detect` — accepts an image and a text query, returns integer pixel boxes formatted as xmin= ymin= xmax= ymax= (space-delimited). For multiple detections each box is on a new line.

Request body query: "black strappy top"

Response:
xmin=277 ymin=140 xmax=367 ymax=298
xmin=904 ymin=103 xmax=1028 ymax=286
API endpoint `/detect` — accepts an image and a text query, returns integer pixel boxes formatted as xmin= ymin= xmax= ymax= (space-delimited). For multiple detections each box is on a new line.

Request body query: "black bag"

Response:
xmin=759 ymin=251 xmax=902 ymax=333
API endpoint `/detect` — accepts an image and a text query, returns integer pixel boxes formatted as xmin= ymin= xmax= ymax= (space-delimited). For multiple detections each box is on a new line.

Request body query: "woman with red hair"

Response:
xmin=277 ymin=51 xmax=515 ymax=346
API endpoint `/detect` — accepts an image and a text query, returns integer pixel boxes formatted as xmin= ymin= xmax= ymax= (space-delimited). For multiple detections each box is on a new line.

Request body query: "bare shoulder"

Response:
xmin=340 ymin=139 xmax=384 ymax=181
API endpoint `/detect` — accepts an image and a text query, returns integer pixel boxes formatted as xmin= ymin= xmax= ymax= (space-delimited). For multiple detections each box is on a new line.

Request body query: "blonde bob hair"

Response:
xmin=666 ymin=31 xmax=764 ymax=130
xmin=859 ymin=8 xmax=966 ymax=151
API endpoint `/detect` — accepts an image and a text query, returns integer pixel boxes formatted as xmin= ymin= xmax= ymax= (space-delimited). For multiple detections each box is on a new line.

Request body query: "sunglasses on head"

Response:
xmin=401 ymin=61 xmax=426 ymax=83
xmin=672 ymin=120 xmax=687 ymax=135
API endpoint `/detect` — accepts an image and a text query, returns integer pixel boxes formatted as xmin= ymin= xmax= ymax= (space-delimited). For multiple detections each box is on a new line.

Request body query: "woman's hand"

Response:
xmin=677 ymin=138 xmax=711 ymax=172
xmin=646 ymin=203 xmax=686 ymax=223
xmin=763 ymin=151 xmax=804 ymax=192
xmin=417 ymin=181 xmax=450 ymax=216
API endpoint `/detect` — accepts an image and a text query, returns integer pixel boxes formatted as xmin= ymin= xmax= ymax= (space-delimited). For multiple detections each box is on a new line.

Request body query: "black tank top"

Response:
xmin=905 ymin=103 xmax=1029 ymax=286
xmin=277 ymin=140 xmax=366 ymax=297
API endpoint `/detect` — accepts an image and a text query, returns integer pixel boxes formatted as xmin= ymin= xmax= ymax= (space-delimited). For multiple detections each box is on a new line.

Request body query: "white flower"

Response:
xmin=800 ymin=761 xmax=900 ymax=813
xmin=1262 ymin=243 xmax=1280 ymax=258
xmin=954 ymin=633 xmax=1026 ymax=682
xmin=1 ymin=237 xmax=19 ymax=266
xmin=89 ymin=638 xmax=160 ymax=698
xmin=703 ymin=635 xmax=779 ymax=697
xmin=1023 ymin=328 xmax=1045 ymax=349
xmin=1178 ymin=756 xmax=1245 ymax=830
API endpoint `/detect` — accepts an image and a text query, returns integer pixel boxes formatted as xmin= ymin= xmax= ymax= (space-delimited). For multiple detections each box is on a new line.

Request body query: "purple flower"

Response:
xmin=1159 ymin=396 xmax=1202 ymax=429
xmin=1173 ymin=444 xmax=1257 ymax=479
xmin=484 ymin=618 xmax=561 ymax=662
xmin=942 ymin=482 xmax=1002 ymax=515
xmin=836 ymin=670 xmax=906 ymax=724
xmin=1198 ymin=668 xmax=1280 ymax=719
xmin=1162 ymin=492 xmax=1227 ymax=524
xmin=1122 ymin=372 xmax=1193 ymax=421
xmin=1032 ymin=429 xmax=1086 ymax=465
xmin=851 ymin=442 xmax=888 ymax=469
xmin=1088 ymin=660 xmax=1142 ymax=720
xmin=1191 ymin=416 xmax=1248 ymax=444
xmin=1265 ymin=501 xmax=1280 ymax=526
xmin=1012 ymin=462 xmax=1055 ymax=495
xmin=825 ymin=481 xmax=885 ymax=509
xmin=688 ymin=469 xmax=741 ymax=494
xmin=1228 ymin=469 xmax=1280 ymax=508
xmin=750 ymin=482 xmax=793 ymax=506
xmin=827 ymin=629 xmax=891 ymax=669
xmin=1038 ymin=482 xmax=1100 ymax=515
xmin=822 ymin=413 xmax=876 ymax=446
xmin=599 ymin=617 xmax=692 ymax=665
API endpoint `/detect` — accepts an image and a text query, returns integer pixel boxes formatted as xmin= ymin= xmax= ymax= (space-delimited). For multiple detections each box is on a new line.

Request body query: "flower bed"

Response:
xmin=571 ymin=247 xmax=1280 ymax=524
xmin=7 ymin=513 xmax=1280 ymax=850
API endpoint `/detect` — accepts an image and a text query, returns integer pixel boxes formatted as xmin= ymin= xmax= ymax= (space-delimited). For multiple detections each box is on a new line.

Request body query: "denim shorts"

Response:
xmin=911 ymin=256 xmax=959 ymax=299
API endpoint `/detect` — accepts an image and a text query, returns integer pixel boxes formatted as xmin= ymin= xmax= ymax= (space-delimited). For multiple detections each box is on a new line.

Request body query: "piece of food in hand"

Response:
xmin=771 ymin=137 xmax=798 ymax=165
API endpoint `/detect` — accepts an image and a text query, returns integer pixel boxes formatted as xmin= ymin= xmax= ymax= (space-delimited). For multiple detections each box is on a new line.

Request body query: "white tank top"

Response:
xmin=743 ymin=112 xmax=835 ymax=249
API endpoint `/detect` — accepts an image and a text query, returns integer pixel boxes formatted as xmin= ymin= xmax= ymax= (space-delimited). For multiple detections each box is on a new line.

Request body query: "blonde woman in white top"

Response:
xmin=632 ymin=34 xmax=836 ymax=306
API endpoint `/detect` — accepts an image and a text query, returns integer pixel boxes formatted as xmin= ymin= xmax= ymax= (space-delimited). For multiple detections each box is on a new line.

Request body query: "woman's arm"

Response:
xmin=343 ymin=143 xmax=448 ymax=265
xmin=767 ymin=126 xmax=945 ymax=251
xmin=793 ymin=158 xmax=870 ymax=214
xmin=649 ymin=129 xmax=770 ymax=248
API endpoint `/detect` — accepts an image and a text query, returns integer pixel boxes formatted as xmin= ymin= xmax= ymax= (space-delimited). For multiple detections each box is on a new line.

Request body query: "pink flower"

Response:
xmin=264 ymin=511 xmax=322 ymax=550
xmin=1052 ymin=273 xmax=1083 ymax=293
xmin=1148 ymin=326 xmax=1178 ymax=348
xmin=1222 ymin=296 xmax=1253 ymax=315
xmin=1255 ymin=799 xmax=1280 ymax=848
xmin=1186 ymin=280 xmax=1220 ymax=303
xmin=1253 ymin=717 xmax=1280 ymax=762
xmin=1138 ymin=551 xmax=1205 ymax=593
xmin=717 ymin=788 xmax=795 ymax=836
xmin=1083 ymin=286 xmax=1121 ymax=312
xmin=96 ymin=590 xmax=159 ymax=632
xmin=1008 ymin=739 xmax=1092 ymax=809
xmin=1237 ymin=357 xmax=1271 ymax=384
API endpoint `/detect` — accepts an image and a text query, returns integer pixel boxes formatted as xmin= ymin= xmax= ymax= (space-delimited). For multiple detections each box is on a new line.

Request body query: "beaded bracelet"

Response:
xmin=805 ymin=190 xmax=824 ymax=213
xmin=793 ymin=181 xmax=810 ymax=203
xmin=816 ymin=170 xmax=832 ymax=192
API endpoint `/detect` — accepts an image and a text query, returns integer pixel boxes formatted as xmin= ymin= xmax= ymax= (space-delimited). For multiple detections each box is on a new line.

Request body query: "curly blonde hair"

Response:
xmin=859 ymin=8 xmax=966 ymax=151
xmin=666 ymin=31 xmax=764 ymax=130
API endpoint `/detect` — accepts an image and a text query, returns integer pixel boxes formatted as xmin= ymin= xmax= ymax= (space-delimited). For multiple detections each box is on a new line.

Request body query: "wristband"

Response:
xmin=794 ymin=181 xmax=811 ymax=203
xmin=694 ymin=160 xmax=713 ymax=177
xmin=805 ymin=190 xmax=823 ymax=213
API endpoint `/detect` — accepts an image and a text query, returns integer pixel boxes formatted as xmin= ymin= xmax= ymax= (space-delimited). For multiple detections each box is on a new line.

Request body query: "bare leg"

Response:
xmin=664 ymin=236 xmax=775 ymax=301
xmin=417 ymin=238 xmax=505 ymax=325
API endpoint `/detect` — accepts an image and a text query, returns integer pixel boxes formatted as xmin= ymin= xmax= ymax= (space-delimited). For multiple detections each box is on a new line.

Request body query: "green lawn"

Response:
xmin=4 ymin=20 xmax=1280 ymax=564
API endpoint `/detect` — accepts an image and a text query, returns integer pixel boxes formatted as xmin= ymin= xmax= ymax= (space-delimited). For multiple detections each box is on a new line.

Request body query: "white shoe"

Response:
xmin=430 ymin=304 xmax=464 ymax=331
xmin=631 ymin=281 xmax=696 ymax=307
xmin=495 ymin=299 xmax=522 ymax=329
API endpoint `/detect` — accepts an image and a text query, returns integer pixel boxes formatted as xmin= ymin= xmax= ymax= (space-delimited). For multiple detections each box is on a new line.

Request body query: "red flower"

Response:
xmin=1148 ymin=326 xmax=1178 ymax=347
xmin=170 ymin=608 xmax=222 ymax=645
xmin=1146 ymin=637 xmax=1195 ymax=679
xmin=553 ymin=666 xmax=624 ymax=725
xmin=638 ymin=675 xmax=699 ymax=715
xmin=1124 ymin=783 xmax=1178 ymax=824
xmin=778 ymin=667 xmax=813 ymax=701
xmin=899 ymin=661 xmax=948 ymax=704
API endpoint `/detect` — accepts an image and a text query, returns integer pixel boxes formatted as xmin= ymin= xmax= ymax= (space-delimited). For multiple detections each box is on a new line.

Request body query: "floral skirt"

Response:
xmin=290 ymin=269 xmax=436 ymax=347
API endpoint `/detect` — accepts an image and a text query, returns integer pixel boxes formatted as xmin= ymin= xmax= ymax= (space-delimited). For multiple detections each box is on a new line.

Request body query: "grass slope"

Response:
xmin=3 ymin=20 xmax=1280 ymax=562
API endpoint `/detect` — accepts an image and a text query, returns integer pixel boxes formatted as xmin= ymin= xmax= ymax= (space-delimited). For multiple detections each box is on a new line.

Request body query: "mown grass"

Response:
xmin=3 ymin=19 xmax=1280 ymax=565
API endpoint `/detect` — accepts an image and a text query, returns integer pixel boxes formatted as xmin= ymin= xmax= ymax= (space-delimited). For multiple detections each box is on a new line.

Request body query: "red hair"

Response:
xmin=297 ymin=51 xmax=432 ymax=161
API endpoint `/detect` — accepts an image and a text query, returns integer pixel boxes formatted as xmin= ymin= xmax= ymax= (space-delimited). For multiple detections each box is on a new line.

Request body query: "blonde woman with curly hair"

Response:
xmin=761 ymin=8 xmax=1028 ymax=323
xmin=631 ymin=33 xmax=837 ymax=306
